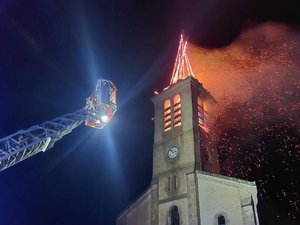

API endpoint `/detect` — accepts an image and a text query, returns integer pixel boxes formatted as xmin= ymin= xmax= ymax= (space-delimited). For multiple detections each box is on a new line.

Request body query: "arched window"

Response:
xmin=173 ymin=95 xmax=181 ymax=127
xmin=170 ymin=206 xmax=180 ymax=225
xmin=164 ymin=99 xmax=172 ymax=132
xmin=163 ymin=94 xmax=182 ymax=132
xmin=218 ymin=215 xmax=226 ymax=225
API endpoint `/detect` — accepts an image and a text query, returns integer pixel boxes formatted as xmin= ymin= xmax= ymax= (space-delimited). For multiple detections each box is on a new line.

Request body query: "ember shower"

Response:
xmin=188 ymin=23 xmax=300 ymax=220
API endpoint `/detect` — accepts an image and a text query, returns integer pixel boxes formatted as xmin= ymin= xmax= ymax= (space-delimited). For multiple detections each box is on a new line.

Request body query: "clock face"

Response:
xmin=168 ymin=147 xmax=179 ymax=159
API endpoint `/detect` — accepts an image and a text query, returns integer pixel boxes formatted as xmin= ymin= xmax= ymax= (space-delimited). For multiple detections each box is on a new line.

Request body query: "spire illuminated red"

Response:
xmin=170 ymin=34 xmax=195 ymax=85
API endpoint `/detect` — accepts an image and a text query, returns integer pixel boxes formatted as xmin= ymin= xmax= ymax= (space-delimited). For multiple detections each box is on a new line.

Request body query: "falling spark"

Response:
xmin=188 ymin=22 xmax=300 ymax=221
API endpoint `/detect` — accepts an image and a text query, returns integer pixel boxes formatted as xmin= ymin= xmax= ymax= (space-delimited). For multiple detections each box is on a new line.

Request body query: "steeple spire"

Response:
xmin=170 ymin=34 xmax=195 ymax=85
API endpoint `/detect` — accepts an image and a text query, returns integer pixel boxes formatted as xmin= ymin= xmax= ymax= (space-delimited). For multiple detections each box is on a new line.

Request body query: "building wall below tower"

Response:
xmin=196 ymin=171 xmax=259 ymax=225
xmin=116 ymin=188 xmax=152 ymax=225
xmin=117 ymin=172 xmax=259 ymax=225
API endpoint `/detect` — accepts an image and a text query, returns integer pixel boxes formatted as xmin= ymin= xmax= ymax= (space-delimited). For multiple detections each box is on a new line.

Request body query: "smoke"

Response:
xmin=189 ymin=22 xmax=300 ymax=220
xmin=189 ymin=22 xmax=299 ymax=106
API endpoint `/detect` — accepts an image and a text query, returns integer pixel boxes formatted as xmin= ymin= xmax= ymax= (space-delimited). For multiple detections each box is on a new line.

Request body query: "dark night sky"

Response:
xmin=0 ymin=0 xmax=299 ymax=225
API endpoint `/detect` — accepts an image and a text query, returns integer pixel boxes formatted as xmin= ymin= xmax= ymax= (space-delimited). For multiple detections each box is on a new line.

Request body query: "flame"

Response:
xmin=188 ymin=23 xmax=298 ymax=105
xmin=170 ymin=34 xmax=195 ymax=85
xmin=188 ymin=22 xmax=300 ymax=220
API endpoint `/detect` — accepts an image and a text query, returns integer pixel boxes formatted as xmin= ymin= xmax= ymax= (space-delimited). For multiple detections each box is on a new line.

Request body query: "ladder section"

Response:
xmin=0 ymin=109 xmax=86 ymax=171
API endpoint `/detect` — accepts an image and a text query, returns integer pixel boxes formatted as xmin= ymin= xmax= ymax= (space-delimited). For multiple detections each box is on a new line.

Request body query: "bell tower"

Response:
xmin=150 ymin=35 xmax=221 ymax=225
xmin=116 ymin=35 xmax=259 ymax=225
xmin=152 ymin=77 xmax=220 ymax=178
xmin=151 ymin=35 xmax=220 ymax=181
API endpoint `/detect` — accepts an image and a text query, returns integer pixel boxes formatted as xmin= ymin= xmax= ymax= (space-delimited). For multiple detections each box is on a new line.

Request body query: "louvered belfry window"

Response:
xmin=163 ymin=94 xmax=182 ymax=132
xmin=197 ymin=97 xmax=205 ymax=127
xmin=173 ymin=95 xmax=181 ymax=127
xmin=164 ymin=99 xmax=172 ymax=132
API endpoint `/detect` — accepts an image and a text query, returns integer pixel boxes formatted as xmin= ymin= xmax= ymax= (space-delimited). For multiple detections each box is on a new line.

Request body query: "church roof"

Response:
xmin=198 ymin=170 xmax=256 ymax=187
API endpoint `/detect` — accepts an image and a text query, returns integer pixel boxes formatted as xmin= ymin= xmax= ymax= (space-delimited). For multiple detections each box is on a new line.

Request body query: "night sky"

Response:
xmin=0 ymin=1 xmax=299 ymax=225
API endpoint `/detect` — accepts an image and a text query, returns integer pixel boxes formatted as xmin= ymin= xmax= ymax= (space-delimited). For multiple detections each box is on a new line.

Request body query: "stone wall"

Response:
xmin=196 ymin=171 xmax=259 ymax=225
xmin=116 ymin=188 xmax=152 ymax=225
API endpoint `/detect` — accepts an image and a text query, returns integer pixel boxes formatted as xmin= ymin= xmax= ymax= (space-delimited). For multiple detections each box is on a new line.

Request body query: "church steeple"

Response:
xmin=152 ymin=34 xmax=219 ymax=175
xmin=170 ymin=34 xmax=195 ymax=85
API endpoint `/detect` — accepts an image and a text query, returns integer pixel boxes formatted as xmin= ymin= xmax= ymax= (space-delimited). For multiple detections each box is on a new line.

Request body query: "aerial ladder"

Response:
xmin=0 ymin=79 xmax=117 ymax=172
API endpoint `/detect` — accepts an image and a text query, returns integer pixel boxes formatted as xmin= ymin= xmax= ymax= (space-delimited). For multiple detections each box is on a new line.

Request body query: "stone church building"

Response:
xmin=116 ymin=35 xmax=259 ymax=225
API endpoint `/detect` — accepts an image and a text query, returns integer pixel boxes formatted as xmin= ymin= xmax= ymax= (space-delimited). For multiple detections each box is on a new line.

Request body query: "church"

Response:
xmin=116 ymin=35 xmax=260 ymax=225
